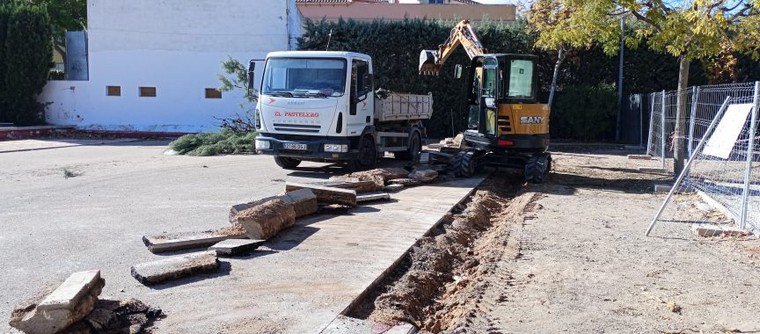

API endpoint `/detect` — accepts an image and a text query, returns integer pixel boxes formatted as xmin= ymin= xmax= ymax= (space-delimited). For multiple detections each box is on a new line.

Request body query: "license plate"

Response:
xmin=283 ymin=143 xmax=307 ymax=151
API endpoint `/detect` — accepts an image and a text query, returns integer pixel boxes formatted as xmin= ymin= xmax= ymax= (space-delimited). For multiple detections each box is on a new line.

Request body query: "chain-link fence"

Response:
xmin=645 ymin=89 xmax=698 ymax=169
xmin=645 ymin=81 xmax=760 ymax=235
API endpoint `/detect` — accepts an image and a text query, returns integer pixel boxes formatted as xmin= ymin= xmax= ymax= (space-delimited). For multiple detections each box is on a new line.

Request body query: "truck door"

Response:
xmin=348 ymin=58 xmax=373 ymax=135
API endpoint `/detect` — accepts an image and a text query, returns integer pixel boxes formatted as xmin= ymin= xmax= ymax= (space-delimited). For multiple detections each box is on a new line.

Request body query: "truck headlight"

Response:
xmin=255 ymin=139 xmax=271 ymax=150
xmin=324 ymin=144 xmax=348 ymax=153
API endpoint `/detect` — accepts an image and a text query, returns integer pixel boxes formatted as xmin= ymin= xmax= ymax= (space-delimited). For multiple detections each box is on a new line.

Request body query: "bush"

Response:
xmin=551 ymin=84 xmax=618 ymax=141
xmin=169 ymin=129 xmax=258 ymax=156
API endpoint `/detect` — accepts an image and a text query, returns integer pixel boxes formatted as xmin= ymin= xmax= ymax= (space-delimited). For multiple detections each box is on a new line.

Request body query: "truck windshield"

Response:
xmin=262 ymin=58 xmax=347 ymax=98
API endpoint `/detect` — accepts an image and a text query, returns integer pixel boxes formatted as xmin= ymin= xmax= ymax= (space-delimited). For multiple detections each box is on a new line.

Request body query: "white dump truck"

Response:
xmin=249 ymin=51 xmax=433 ymax=170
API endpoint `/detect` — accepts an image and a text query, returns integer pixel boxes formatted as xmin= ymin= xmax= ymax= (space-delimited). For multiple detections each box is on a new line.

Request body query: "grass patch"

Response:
xmin=169 ymin=129 xmax=258 ymax=156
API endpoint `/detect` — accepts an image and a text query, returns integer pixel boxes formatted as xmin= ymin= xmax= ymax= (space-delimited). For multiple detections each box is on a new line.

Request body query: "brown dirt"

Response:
xmin=363 ymin=148 xmax=760 ymax=333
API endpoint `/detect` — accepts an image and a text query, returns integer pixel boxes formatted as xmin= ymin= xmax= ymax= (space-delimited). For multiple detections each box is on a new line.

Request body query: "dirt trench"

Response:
xmin=347 ymin=173 xmax=540 ymax=333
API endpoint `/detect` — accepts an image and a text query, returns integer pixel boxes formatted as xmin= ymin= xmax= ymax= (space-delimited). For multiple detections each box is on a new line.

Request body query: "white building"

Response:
xmin=41 ymin=0 xmax=301 ymax=133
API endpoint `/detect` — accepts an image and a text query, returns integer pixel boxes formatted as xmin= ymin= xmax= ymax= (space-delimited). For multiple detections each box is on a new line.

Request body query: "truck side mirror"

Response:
xmin=454 ymin=64 xmax=463 ymax=79
xmin=363 ymin=73 xmax=374 ymax=92
xmin=247 ymin=60 xmax=256 ymax=92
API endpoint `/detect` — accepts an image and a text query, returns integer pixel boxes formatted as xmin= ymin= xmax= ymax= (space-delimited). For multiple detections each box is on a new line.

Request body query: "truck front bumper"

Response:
xmin=255 ymin=135 xmax=359 ymax=162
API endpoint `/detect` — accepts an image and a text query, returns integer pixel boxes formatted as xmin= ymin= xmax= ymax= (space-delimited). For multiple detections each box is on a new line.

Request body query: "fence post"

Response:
xmin=687 ymin=86 xmax=700 ymax=158
xmin=740 ymin=81 xmax=760 ymax=230
xmin=647 ymin=93 xmax=655 ymax=155
xmin=661 ymin=90 xmax=666 ymax=170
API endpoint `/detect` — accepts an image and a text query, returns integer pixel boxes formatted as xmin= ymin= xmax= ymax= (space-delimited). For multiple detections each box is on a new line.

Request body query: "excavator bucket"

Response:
xmin=419 ymin=50 xmax=441 ymax=75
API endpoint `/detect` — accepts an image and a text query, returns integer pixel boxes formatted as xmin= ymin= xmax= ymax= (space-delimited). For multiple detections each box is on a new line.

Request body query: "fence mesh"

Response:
xmin=645 ymin=81 xmax=760 ymax=235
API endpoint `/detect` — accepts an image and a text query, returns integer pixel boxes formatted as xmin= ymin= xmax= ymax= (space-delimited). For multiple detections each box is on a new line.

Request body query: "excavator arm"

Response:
xmin=419 ymin=20 xmax=487 ymax=75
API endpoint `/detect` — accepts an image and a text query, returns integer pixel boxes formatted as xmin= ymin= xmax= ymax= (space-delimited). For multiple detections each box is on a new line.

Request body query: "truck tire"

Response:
xmin=524 ymin=153 xmax=551 ymax=183
xmin=347 ymin=136 xmax=377 ymax=171
xmin=394 ymin=132 xmax=422 ymax=161
xmin=274 ymin=156 xmax=301 ymax=170
xmin=448 ymin=150 xmax=476 ymax=177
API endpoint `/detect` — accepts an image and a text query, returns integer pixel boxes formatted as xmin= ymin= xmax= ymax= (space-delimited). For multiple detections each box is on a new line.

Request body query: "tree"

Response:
xmin=529 ymin=0 xmax=760 ymax=176
xmin=29 ymin=0 xmax=86 ymax=67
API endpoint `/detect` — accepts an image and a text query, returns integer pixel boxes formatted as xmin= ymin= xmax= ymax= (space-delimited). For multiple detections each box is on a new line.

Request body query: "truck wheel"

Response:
xmin=274 ymin=156 xmax=301 ymax=170
xmin=394 ymin=132 xmax=421 ymax=161
xmin=448 ymin=150 xmax=476 ymax=177
xmin=524 ymin=153 xmax=551 ymax=183
xmin=347 ymin=136 xmax=377 ymax=171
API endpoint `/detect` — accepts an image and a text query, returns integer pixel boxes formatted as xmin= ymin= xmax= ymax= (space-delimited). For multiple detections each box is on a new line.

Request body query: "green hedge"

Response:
xmin=0 ymin=2 xmax=52 ymax=125
xmin=297 ymin=18 xmax=754 ymax=142
xmin=551 ymin=84 xmax=618 ymax=141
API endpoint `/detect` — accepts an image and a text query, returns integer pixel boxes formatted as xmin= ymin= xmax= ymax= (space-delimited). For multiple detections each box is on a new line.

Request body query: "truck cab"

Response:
xmin=252 ymin=51 xmax=378 ymax=170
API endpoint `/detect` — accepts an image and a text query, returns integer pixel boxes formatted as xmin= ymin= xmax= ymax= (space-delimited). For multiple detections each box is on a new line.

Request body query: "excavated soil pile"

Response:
xmin=363 ymin=173 xmax=539 ymax=332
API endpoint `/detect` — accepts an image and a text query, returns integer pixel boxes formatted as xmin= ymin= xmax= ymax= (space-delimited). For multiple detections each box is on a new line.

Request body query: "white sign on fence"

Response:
xmin=704 ymin=103 xmax=754 ymax=159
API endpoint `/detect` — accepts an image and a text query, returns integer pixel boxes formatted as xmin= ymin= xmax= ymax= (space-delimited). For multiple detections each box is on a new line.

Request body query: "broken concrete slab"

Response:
xmin=143 ymin=229 xmax=248 ymax=254
xmin=284 ymin=188 xmax=318 ymax=218
xmin=130 ymin=251 xmax=218 ymax=285
xmin=209 ymin=239 xmax=265 ymax=256
xmin=237 ymin=198 xmax=297 ymax=240
xmin=345 ymin=168 xmax=410 ymax=183
xmin=229 ymin=195 xmax=280 ymax=223
xmin=285 ymin=182 xmax=357 ymax=207
xmin=692 ymin=224 xmax=748 ymax=238
xmin=384 ymin=184 xmax=405 ymax=192
xmin=388 ymin=178 xmax=421 ymax=186
xmin=9 ymin=270 xmax=105 ymax=334
xmin=409 ymin=169 xmax=438 ymax=183
xmin=653 ymin=184 xmax=672 ymax=193
xmin=357 ymin=192 xmax=391 ymax=203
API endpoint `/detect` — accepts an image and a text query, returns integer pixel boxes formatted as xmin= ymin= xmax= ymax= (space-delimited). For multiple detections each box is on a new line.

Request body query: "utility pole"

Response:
xmin=616 ymin=17 xmax=624 ymax=142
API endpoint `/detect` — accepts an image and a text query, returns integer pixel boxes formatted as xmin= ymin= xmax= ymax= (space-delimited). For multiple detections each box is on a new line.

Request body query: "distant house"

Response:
xmin=296 ymin=0 xmax=516 ymax=24
xmin=41 ymin=0 xmax=301 ymax=133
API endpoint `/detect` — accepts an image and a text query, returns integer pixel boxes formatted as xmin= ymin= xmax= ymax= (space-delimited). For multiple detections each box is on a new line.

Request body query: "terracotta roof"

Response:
xmin=297 ymin=0 xmax=486 ymax=4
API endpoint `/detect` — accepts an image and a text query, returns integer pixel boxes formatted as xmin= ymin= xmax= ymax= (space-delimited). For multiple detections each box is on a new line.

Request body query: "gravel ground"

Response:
xmin=366 ymin=148 xmax=760 ymax=333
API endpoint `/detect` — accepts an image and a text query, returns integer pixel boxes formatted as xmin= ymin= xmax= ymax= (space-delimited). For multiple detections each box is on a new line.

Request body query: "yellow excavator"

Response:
xmin=420 ymin=20 xmax=552 ymax=183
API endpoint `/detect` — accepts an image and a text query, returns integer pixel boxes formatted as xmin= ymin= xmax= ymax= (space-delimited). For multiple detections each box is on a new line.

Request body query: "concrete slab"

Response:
xmin=150 ymin=176 xmax=484 ymax=333
xmin=143 ymin=231 xmax=247 ymax=253
xmin=38 ymin=270 xmax=102 ymax=311
xmin=209 ymin=239 xmax=265 ymax=256
xmin=130 ymin=251 xmax=218 ymax=285
xmin=356 ymin=192 xmax=391 ymax=203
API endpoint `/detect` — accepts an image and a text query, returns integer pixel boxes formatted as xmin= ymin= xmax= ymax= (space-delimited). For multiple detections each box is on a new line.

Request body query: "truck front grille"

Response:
xmin=273 ymin=123 xmax=321 ymax=133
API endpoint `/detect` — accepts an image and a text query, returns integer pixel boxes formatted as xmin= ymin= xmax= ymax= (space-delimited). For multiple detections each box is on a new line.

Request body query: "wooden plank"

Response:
xmin=285 ymin=182 xmax=357 ymax=207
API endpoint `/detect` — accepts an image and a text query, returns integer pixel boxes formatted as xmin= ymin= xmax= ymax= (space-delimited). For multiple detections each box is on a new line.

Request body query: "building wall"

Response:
xmin=298 ymin=2 xmax=515 ymax=23
xmin=41 ymin=0 xmax=298 ymax=133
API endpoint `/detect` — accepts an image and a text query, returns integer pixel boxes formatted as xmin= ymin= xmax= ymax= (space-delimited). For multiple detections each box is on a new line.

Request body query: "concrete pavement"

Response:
xmin=0 ymin=140 xmax=483 ymax=333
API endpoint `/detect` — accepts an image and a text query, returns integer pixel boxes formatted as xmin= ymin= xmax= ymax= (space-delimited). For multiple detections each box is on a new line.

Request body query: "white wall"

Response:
xmin=42 ymin=0 xmax=298 ymax=133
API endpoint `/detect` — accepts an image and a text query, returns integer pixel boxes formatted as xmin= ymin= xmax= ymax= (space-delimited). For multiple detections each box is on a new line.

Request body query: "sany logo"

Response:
xmin=520 ymin=116 xmax=545 ymax=124
xmin=268 ymin=98 xmax=276 ymax=104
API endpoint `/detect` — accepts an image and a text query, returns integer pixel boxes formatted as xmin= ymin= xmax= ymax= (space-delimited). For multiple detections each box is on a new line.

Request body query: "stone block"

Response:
xmin=9 ymin=270 xmax=105 ymax=334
